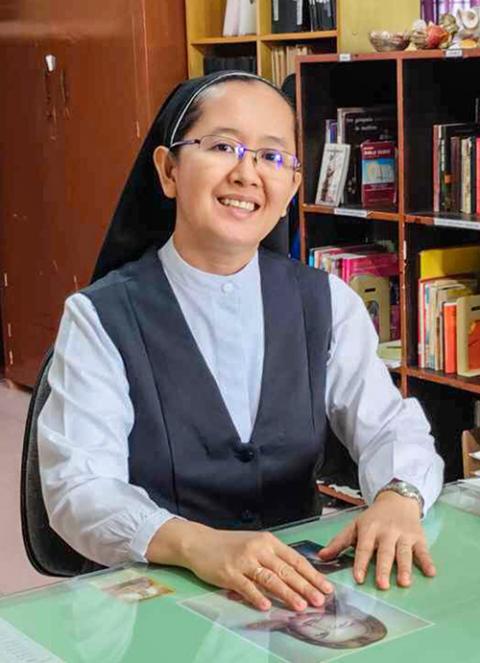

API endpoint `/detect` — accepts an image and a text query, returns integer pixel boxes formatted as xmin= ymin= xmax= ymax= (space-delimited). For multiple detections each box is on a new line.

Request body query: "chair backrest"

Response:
xmin=20 ymin=351 xmax=101 ymax=577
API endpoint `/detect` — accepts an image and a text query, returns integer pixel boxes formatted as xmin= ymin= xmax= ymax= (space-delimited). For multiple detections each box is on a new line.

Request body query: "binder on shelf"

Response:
xmin=223 ymin=0 xmax=241 ymax=36
xmin=272 ymin=0 xmax=303 ymax=33
xmin=238 ymin=0 xmax=257 ymax=36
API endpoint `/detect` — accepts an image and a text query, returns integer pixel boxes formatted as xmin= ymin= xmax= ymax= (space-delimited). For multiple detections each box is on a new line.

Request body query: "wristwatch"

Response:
xmin=375 ymin=479 xmax=425 ymax=517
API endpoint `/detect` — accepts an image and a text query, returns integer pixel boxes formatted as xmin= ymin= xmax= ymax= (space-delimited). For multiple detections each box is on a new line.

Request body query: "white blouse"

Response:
xmin=38 ymin=238 xmax=444 ymax=566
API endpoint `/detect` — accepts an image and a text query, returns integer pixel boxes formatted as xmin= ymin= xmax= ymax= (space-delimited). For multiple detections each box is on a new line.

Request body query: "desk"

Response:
xmin=1 ymin=483 xmax=479 ymax=662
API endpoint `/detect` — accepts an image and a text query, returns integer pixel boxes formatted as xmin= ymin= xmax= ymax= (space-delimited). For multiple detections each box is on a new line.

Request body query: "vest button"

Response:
xmin=241 ymin=509 xmax=255 ymax=523
xmin=236 ymin=446 xmax=255 ymax=462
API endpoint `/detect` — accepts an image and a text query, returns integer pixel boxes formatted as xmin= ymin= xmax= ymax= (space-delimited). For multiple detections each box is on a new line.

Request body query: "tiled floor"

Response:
xmin=0 ymin=380 xmax=59 ymax=595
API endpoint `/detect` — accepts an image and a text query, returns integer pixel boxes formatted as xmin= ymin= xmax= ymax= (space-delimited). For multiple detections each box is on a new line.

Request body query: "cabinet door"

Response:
xmin=0 ymin=38 xmax=68 ymax=385
xmin=48 ymin=0 xmax=144 ymax=287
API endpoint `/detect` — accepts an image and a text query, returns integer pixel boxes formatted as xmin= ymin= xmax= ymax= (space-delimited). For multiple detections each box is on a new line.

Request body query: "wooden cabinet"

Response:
xmin=0 ymin=0 xmax=187 ymax=386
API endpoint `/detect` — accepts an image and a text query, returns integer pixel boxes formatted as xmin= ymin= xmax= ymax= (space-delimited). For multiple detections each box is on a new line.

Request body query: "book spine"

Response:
xmin=461 ymin=138 xmax=471 ymax=214
xmin=444 ymin=302 xmax=457 ymax=373
xmin=433 ymin=125 xmax=440 ymax=212
xmin=477 ymin=137 xmax=480 ymax=215
xmin=439 ymin=127 xmax=448 ymax=211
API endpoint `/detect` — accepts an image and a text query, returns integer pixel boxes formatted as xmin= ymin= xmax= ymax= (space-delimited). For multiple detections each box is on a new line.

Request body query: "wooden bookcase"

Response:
xmin=297 ymin=49 xmax=480 ymax=480
xmin=184 ymin=0 xmax=337 ymax=79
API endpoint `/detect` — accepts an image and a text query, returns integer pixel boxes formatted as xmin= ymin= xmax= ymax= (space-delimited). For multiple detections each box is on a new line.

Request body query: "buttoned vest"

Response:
xmin=82 ymin=247 xmax=332 ymax=529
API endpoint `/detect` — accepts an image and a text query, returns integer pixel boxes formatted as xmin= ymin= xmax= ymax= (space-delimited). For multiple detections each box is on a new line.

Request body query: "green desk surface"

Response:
xmin=1 ymin=483 xmax=479 ymax=662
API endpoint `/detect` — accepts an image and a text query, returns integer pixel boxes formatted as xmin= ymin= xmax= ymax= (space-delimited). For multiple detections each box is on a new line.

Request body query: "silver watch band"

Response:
xmin=375 ymin=479 xmax=425 ymax=516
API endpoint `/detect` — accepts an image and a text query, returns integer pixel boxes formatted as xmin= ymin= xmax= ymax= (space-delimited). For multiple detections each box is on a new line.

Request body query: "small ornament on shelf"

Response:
xmin=368 ymin=30 xmax=410 ymax=52
xmin=454 ymin=7 xmax=480 ymax=49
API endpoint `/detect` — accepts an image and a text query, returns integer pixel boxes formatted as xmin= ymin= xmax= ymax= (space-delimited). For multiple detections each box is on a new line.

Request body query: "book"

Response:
xmin=272 ymin=0 xmax=301 ymax=32
xmin=378 ymin=339 xmax=402 ymax=369
xmin=476 ymin=137 xmax=480 ymax=214
xmin=223 ymin=0 xmax=241 ymax=36
xmin=349 ymin=274 xmax=391 ymax=341
xmin=457 ymin=294 xmax=480 ymax=377
xmin=315 ymin=143 xmax=350 ymax=206
xmin=461 ymin=137 xmax=472 ymax=214
xmin=437 ymin=123 xmax=479 ymax=212
xmin=360 ymin=140 xmax=396 ymax=207
xmin=337 ymin=106 xmax=396 ymax=206
xmin=443 ymin=301 xmax=457 ymax=374
xmin=238 ymin=0 xmax=257 ymax=35
xmin=325 ymin=119 xmax=337 ymax=144
xmin=419 ymin=245 xmax=480 ymax=280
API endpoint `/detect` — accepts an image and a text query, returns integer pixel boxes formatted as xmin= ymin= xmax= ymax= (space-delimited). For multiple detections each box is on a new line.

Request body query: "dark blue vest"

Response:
xmin=82 ymin=247 xmax=332 ymax=530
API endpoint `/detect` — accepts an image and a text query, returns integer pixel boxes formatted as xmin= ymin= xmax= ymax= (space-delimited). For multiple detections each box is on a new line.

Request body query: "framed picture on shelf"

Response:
xmin=314 ymin=143 xmax=351 ymax=206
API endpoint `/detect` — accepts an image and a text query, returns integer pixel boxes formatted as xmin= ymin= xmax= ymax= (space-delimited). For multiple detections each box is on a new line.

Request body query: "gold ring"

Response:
xmin=252 ymin=566 xmax=264 ymax=583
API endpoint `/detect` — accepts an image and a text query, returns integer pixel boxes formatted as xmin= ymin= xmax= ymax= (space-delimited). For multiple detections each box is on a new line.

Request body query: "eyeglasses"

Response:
xmin=169 ymin=134 xmax=300 ymax=177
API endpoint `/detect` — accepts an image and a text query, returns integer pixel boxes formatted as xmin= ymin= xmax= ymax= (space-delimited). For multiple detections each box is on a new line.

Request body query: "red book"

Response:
xmin=443 ymin=301 xmax=457 ymax=374
xmin=360 ymin=141 xmax=396 ymax=207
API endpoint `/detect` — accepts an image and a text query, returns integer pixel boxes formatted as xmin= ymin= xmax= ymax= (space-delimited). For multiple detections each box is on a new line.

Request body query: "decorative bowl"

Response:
xmin=368 ymin=30 xmax=411 ymax=52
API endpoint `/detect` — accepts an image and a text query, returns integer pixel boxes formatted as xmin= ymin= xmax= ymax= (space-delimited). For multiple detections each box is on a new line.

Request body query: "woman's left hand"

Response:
xmin=318 ymin=491 xmax=436 ymax=590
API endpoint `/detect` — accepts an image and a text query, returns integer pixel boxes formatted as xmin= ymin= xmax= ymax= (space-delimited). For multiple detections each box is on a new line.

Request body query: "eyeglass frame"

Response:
xmin=169 ymin=134 xmax=301 ymax=175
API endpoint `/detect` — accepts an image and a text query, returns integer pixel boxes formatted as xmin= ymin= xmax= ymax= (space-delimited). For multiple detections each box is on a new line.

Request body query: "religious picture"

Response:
xmin=91 ymin=569 xmax=174 ymax=603
xmin=289 ymin=540 xmax=354 ymax=574
xmin=180 ymin=584 xmax=431 ymax=663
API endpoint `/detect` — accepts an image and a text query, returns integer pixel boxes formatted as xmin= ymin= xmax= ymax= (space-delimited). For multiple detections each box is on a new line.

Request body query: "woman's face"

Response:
xmin=157 ymin=81 xmax=301 ymax=260
xmin=290 ymin=610 xmax=369 ymax=645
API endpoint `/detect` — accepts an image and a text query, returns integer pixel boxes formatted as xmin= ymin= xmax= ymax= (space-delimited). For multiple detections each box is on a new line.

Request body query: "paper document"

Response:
xmin=0 ymin=618 xmax=64 ymax=662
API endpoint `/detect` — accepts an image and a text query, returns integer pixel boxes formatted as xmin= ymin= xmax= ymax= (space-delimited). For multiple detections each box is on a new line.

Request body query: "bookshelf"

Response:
xmin=184 ymin=0 xmax=338 ymax=80
xmin=297 ymin=49 xmax=480 ymax=480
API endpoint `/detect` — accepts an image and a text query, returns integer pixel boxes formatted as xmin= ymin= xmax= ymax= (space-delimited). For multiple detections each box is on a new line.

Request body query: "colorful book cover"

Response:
xmin=443 ymin=301 xmax=457 ymax=374
xmin=337 ymin=106 xmax=396 ymax=206
xmin=360 ymin=140 xmax=396 ymax=207
xmin=315 ymin=143 xmax=351 ymax=206
xmin=419 ymin=245 xmax=480 ymax=280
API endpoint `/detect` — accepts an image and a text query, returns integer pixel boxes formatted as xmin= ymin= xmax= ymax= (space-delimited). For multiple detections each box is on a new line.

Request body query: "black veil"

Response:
xmin=91 ymin=71 xmax=291 ymax=283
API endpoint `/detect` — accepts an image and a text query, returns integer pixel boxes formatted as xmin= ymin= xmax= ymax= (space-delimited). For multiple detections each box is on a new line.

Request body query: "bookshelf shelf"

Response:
xmin=260 ymin=31 xmax=337 ymax=43
xmin=406 ymin=213 xmax=480 ymax=231
xmin=191 ymin=36 xmax=258 ymax=46
xmin=302 ymin=204 xmax=399 ymax=222
xmin=406 ymin=367 xmax=480 ymax=396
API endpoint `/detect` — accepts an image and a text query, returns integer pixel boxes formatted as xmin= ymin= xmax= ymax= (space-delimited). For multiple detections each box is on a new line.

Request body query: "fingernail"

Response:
xmin=311 ymin=591 xmax=325 ymax=606
xmin=295 ymin=599 xmax=307 ymax=611
xmin=356 ymin=571 xmax=364 ymax=584
xmin=260 ymin=599 xmax=271 ymax=611
xmin=322 ymin=582 xmax=334 ymax=593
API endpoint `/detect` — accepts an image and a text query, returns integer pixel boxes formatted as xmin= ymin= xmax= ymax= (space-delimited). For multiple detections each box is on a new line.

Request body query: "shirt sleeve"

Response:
xmin=38 ymin=293 xmax=178 ymax=567
xmin=325 ymin=274 xmax=444 ymax=514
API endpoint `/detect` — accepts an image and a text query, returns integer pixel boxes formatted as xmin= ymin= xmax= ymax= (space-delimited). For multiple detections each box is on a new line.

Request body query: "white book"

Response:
xmin=223 ymin=0 xmax=241 ymax=36
xmin=315 ymin=143 xmax=351 ymax=206
xmin=238 ymin=0 xmax=257 ymax=35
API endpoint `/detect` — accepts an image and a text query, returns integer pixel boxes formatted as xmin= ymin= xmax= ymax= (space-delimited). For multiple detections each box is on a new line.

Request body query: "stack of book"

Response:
xmin=318 ymin=106 xmax=397 ymax=207
xmin=203 ymin=56 xmax=257 ymax=75
xmin=417 ymin=245 xmax=480 ymax=376
xmin=309 ymin=243 xmax=400 ymax=343
xmin=270 ymin=44 xmax=311 ymax=87
xmin=271 ymin=0 xmax=336 ymax=32
xmin=432 ymin=122 xmax=480 ymax=215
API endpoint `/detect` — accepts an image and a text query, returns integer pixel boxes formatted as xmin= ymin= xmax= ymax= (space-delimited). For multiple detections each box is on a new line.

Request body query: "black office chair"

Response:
xmin=20 ymin=351 xmax=100 ymax=577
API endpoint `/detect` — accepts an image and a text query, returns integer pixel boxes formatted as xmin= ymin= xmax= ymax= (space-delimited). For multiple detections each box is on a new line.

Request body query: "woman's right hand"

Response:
xmin=147 ymin=519 xmax=333 ymax=612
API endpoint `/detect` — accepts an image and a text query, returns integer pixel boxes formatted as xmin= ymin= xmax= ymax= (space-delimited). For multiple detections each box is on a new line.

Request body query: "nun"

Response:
xmin=38 ymin=71 xmax=444 ymax=613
